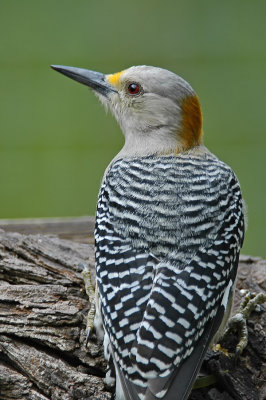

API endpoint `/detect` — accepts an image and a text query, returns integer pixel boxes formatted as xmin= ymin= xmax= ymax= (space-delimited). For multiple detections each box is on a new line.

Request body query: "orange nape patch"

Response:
xmin=107 ymin=70 xmax=124 ymax=87
xmin=179 ymin=95 xmax=203 ymax=150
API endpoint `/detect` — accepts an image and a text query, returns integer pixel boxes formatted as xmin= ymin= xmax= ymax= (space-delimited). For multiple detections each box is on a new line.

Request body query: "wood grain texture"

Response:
xmin=0 ymin=216 xmax=95 ymax=243
xmin=0 ymin=227 xmax=265 ymax=400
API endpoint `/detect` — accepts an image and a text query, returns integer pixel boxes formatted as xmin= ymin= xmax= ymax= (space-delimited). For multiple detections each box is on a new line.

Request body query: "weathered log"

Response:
xmin=0 ymin=228 xmax=265 ymax=400
xmin=0 ymin=216 xmax=94 ymax=244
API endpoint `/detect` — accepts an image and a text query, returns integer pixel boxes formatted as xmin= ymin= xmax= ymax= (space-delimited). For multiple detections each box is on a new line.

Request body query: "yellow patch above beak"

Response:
xmin=106 ymin=70 xmax=124 ymax=87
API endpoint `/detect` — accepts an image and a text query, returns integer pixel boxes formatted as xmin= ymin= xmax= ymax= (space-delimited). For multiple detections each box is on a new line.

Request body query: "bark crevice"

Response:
xmin=0 ymin=228 xmax=265 ymax=400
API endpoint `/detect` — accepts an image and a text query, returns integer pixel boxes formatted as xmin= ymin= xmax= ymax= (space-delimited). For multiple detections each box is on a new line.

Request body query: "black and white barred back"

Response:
xmin=95 ymin=149 xmax=245 ymax=400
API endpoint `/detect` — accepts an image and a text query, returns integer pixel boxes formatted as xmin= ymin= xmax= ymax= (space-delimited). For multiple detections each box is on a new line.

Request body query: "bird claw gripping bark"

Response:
xmin=221 ymin=290 xmax=266 ymax=358
xmin=81 ymin=263 xmax=96 ymax=346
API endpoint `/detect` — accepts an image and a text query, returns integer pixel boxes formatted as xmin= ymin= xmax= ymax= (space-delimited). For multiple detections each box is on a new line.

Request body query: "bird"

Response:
xmin=51 ymin=64 xmax=245 ymax=400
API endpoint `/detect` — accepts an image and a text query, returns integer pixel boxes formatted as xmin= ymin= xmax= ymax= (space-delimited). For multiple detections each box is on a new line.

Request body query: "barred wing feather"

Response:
xmin=95 ymin=153 xmax=245 ymax=400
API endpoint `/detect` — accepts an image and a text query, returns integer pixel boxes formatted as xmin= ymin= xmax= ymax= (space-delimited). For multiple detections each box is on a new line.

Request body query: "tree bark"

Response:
xmin=0 ymin=228 xmax=265 ymax=400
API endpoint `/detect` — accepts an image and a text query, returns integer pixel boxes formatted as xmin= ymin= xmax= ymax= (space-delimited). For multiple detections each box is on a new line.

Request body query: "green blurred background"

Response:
xmin=0 ymin=0 xmax=265 ymax=257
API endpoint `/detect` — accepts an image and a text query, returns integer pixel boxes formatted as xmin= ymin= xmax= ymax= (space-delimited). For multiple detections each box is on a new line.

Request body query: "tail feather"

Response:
xmin=114 ymin=301 xmax=225 ymax=400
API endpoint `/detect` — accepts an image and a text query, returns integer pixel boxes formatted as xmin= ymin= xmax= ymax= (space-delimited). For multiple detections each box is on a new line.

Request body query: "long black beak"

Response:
xmin=50 ymin=65 xmax=117 ymax=96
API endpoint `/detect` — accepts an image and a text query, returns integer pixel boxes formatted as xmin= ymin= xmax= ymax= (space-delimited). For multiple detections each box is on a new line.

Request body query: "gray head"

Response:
xmin=51 ymin=65 xmax=203 ymax=157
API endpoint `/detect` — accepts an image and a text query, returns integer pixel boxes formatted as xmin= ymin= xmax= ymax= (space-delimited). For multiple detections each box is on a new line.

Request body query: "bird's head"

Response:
xmin=51 ymin=65 xmax=203 ymax=156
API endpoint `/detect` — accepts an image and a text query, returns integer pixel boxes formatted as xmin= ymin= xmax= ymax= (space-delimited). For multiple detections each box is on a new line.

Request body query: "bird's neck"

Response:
xmin=115 ymin=127 xmax=202 ymax=159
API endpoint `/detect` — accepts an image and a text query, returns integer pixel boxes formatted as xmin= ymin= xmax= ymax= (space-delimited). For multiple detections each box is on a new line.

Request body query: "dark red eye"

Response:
xmin=127 ymin=82 xmax=141 ymax=95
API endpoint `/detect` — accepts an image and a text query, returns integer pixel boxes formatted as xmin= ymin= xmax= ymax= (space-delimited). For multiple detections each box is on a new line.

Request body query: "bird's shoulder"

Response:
xmin=104 ymin=146 xmax=238 ymax=195
xmin=97 ymin=146 xmax=242 ymax=258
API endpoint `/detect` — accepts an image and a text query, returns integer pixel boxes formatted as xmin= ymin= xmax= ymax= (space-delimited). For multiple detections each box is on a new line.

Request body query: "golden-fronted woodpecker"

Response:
xmin=51 ymin=64 xmax=245 ymax=400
